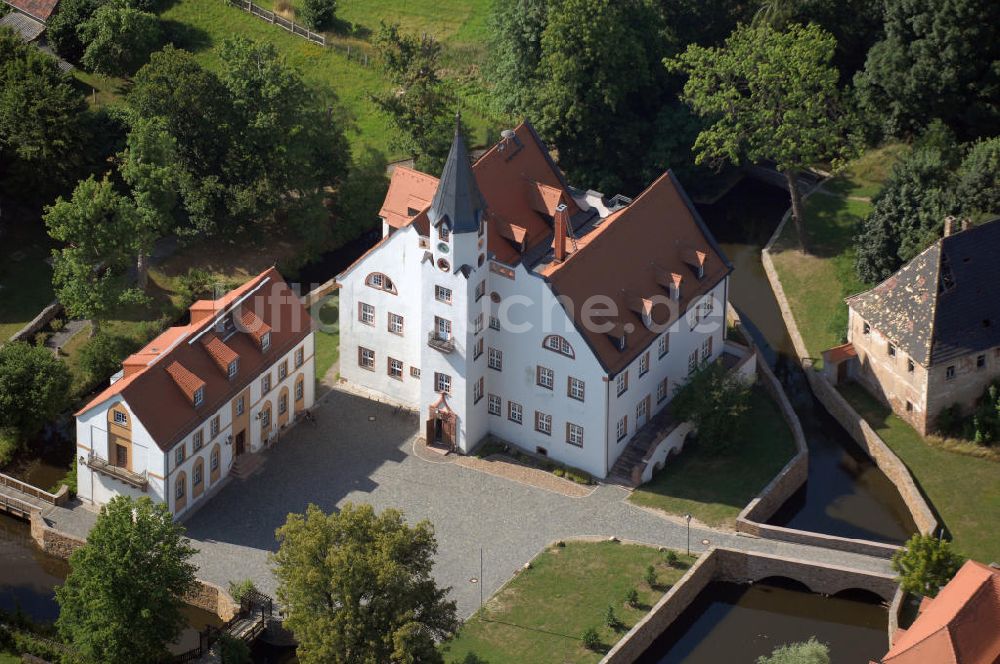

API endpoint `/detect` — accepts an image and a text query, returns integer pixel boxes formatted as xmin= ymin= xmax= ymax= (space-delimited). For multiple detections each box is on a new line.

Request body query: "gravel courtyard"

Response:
xmin=182 ymin=387 xmax=892 ymax=617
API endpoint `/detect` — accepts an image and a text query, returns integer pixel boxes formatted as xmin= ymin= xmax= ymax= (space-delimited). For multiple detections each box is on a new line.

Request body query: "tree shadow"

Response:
xmin=161 ymin=19 xmax=213 ymax=54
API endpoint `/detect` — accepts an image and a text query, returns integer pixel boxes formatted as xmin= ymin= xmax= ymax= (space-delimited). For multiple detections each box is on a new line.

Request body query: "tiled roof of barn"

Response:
xmin=3 ymin=0 xmax=60 ymax=22
xmin=847 ymin=218 xmax=1000 ymax=366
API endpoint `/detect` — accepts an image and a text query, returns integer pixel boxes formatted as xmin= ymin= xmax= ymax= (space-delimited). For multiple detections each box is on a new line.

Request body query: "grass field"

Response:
xmin=157 ymin=0 xmax=496 ymax=156
xmin=769 ymin=145 xmax=907 ymax=359
xmin=440 ymin=541 xmax=696 ymax=664
xmin=312 ymin=296 xmax=340 ymax=381
xmin=839 ymin=382 xmax=1000 ymax=563
xmin=629 ymin=387 xmax=798 ymax=529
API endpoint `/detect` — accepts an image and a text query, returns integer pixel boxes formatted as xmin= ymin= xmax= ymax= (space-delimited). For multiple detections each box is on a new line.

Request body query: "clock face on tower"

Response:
xmin=437 ymin=242 xmax=450 ymax=254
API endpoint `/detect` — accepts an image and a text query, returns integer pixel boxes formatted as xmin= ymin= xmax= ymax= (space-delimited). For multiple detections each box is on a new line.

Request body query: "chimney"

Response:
xmin=553 ymin=203 xmax=569 ymax=263
xmin=943 ymin=216 xmax=955 ymax=237
xmin=961 ymin=218 xmax=971 ymax=232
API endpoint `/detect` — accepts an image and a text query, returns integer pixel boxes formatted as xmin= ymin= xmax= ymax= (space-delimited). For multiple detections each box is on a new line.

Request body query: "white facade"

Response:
xmin=338 ymin=224 xmax=728 ymax=479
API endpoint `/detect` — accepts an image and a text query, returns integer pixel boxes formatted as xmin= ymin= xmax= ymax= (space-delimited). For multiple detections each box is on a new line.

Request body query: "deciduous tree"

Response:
xmin=0 ymin=342 xmax=72 ymax=441
xmin=301 ymin=0 xmax=338 ymax=31
xmin=757 ymin=638 xmax=830 ymax=664
xmin=485 ymin=0 xmax=548 ymax=117
xmin=669 ymin=23 xmax=859 ymax=249
xmin=892 ymin=533 xmax=965 ymax=598
xmin=56 ymin=496 xmax=198 ymax=664
xmin=272 ymin=503 xmax=458 ymax=664
xmin=670 ymin=361 xmax=751 ymax=452
xmin=854 ymin=0 xmax=1000 ymax=140
xmin=80 ymin=0 xmax=162 ymax=77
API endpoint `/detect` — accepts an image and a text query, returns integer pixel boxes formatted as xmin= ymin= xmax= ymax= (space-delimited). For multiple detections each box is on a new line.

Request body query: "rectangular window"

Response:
xmin=568 ymin=377 xmax=585 ymax=401
xmin=388 ymin=357 xmax=403 ymax=379
xmin=295 ymin=380 xmax=304 ymax=401
xmin=658 ymin=333 xmax=670 ymax=358
xmin=279 ymin=392 xmax=288 ymax=415
xmin=508 ymin=401 xmax=522 ymax=424
xmin=435 ymin=285 xmax=452 ymax=303
xmin=439 ymin=226 xmax=450 ymax=242
xmin=537 ymin=366 xmax=554 ymax=390
xmin=701 ymin=336 xmax=713 ymax=362
xmin=474 ymin=337 xmax=483 ymax=360
xmin=236 ymin=394 xmax=245 ymax=416
xmin=888 ymin=343 xmax=896 ymax=357
xmin=473 ymin=377 xmax=484 ymax=403
xmin=278 ymin=360 xmax=288 ymax=381
xmin=193 ymin=463 xmax=203 ymax=487
xmin=657 ymin=378 xmax=668 ymax=403
xmin=907 ymin=359 xmax=915 ymax=373
xmin=639 ymin=352 xmax=650 ymax=376
xmin=534 ymin=411 xmax=552 ymax=435
xmin=359 ymin=302 xmax=375 ymax=326
xmin=977 ymin=354 xmax=986 ymax=369
xmin=566 ymin=423 xmax=584 ymax=447
xmin=295 ymin=347 xmax=304 ymax=368
xmin=434 ymin=316 xmax=452 ymax=339
xmin=175 ymin=477 xmax=185 ymax=500
xmin=359 ymin=346 xmax=375 ymax=370
xmin=175 ymin=444 xmax=185 ymax=466
xmin=193 ymin=429 xmax=203 ymax=452
xmin=946 ymin=365 xmax=955 ymax=380
xmin=474 ymin=313 xmax=483 ymax=334
xmin=616 ymin=416 xmax=627 ymax=442
xmin=688 ymin=350 xmax=699 ymax=376
xmin=194 ymin=387 xmax=205 ymax=407
xmin=636 ymin=399 xmax=647 ymax=421
xmin=388 ymin=312 xmax=404 ymax=335
xmin=488 ymin=347 xmax=502 ymax=371
xmin=410 ymin=367 xmax=421 ymax=378
xmin=489 ymin=316 xmax=500 ymax=331
xmin=434 ymin=372 xmax=451 ymax=394
xmin=228 ymin=359 xmax=239 ymax=379
xmin=261 ymin=407 xmax=270 ymax=430
xmin=261 ymin=372 xmax=271 ymax=394
xmin=616 ymin=371 xmax=628 ymax=397
xmin=488 ymin=394 xmax=501 ymax=416
xmin=211 ymin=448 xmax=219 ymax=471
xmin=475 ymin=280 xmax=486 ymax=302
xmin=113 ymin=410 xmax=127 ymax=425
xmin=261 ymin=332 xmax=271 ymax=352
xmin=210 ymin=416 xmax=220 ymax=438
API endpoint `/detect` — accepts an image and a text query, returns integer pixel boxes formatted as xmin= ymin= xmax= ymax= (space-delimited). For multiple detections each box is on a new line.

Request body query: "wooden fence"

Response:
xmin=228 ymin=0 xmax=326 ymax=46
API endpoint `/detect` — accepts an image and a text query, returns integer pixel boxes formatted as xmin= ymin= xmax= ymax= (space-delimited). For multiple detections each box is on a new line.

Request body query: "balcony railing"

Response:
xmin=427 ymin=332 xmax=455 ymax=354
xmin=86 ymin=452 xmax=148 ymax=491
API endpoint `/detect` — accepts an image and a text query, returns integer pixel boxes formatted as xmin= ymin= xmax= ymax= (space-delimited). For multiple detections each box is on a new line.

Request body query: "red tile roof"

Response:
xmin=4 ymin=0 xmax=60 ymax=22
xmin=240 ymin=308 xmax=271 ymax=344
xmin=201 ymin=334 xmax=239 ymax=375
xmin=77 ymin=268 xmax=313 ymax=451
xmin=883 ymin=560 xmax=1000 ymax=664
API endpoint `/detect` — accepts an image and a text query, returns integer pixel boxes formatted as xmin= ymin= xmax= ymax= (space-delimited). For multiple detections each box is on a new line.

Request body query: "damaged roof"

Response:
xmin=847 ymin=218 xmax=1000 ymax=366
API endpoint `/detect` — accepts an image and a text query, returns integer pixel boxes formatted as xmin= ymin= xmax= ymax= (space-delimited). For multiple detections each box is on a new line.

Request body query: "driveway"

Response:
xmin=182 ymin=388 xmax=892 ymax=617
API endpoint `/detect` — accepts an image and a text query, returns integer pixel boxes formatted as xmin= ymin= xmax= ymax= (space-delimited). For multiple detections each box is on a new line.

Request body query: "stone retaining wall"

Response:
xmin=29 ymin=509 xmax=238 ymax=621
xmin=602 ymin=547 xmax=898 ymax=664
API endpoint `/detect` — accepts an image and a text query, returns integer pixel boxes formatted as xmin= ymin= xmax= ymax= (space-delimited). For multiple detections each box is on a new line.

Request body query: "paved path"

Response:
xmin=177 ymin=388 xmax=892 ymax=618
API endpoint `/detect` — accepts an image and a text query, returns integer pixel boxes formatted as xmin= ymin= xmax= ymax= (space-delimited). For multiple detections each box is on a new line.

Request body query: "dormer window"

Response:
xmin=194 ymin=387 xmax=205 ymax=407
xmin=261 ymin=331 xmax=271 ymax=352
xmin=228 ymin=359 xmax=239 ymax=379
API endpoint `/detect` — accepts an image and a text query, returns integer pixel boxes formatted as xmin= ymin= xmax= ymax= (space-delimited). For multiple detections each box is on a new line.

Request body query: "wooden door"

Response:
xmin=235 ymin=430 xmax=246 ymax=456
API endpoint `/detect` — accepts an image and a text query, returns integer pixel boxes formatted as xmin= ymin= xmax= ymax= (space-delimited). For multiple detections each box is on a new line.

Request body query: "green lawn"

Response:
xmin=440 ymin=541 xmax=696 ymax=664
xmin=158 ymin=0 xmax=496 ymax=156
xmin=313 ymin=295 xmax=340 ymax=381
xmin=769 ymin=145 xmax=907 ymax=359
xmin=0 ymin=651 xmax=20 ymax=664
xmin=629 ymin=387 xmax=798 ymax=529
xmin=0 ymin=218 xmax=55 ymax=342
xmin=839 ymin=382 xmax=1000 ymax=563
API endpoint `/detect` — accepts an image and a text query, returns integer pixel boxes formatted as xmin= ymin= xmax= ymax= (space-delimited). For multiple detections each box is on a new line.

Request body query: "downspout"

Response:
xmin=604 ymin=375 xmax=611 ymax=476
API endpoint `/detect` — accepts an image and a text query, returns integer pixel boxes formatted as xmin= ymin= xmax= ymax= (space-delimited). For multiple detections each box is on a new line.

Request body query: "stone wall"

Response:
xmin=602 ymin=547 xmax=898 ymax=664
xmin=29 ymin=509 xmax=238 ymax=622
xmin=8 ymin=302 xmax=62 ymax=344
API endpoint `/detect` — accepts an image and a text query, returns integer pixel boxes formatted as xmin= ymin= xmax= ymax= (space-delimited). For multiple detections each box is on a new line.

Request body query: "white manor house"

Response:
xmin=337 ymin=121 xmax=735 ymax=480
xmin=74 ymin=268 xmax=316 ymax=518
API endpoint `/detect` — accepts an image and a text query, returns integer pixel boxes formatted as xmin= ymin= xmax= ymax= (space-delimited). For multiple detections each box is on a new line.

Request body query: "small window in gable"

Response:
xmin=114 ymin=410 xmax=127 ymax=425
xmin=365 ymin=273 xmax=396 ymax=294
xmin=542 ymin=335 xmax=574 ymax=359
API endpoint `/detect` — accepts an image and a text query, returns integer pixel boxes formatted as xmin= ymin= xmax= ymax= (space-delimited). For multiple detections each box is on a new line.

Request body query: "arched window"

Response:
xmin=542 ymin=335 xmax=574 ymax=359
xmin=210 ymin=443 xmax=221 ymax=483
xmin=365 ymin=273 xmax=396 ymax=294
xmin=174 ymin=471 xmax=187 ymax=512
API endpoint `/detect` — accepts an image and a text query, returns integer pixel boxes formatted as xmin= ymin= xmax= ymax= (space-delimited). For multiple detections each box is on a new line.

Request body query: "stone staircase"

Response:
xmin=230 ymin=453 xmax=265 ymax=480
xmin=606 ymin=407 xmax=680 ymax=489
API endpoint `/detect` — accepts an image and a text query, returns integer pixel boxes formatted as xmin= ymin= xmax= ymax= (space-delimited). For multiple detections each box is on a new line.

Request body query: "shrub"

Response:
xmin=664 ymin=550 xmax=680 ymax=567
xmin=0 ymin=431 xmax=19 ymax=466
xmin=217 ymin=633 xmax=251 ymax=664
xmin=34 ymin=331 xmax=51 ymax=347
xmin=671 ymin=361 xmax=751 ymax=452
xmin=604 ymin=605 xmax=620 ymax=630
xmin=50 ymin=318 xmax=66 ymax=332
xmin=581 ymin=627 xmax=601 ymax=651
xmin=176 ymin=269 xmax=239 ymax=309
xmin=625 ymin=587 xmax=639 ymax=608
xmin=935 ymin=404 xmax=965 ymax=438
xmin=892 ymin=533 xmax=965 ymax=597
xmin=51 ymin=463 xmax=78 ymax=496
xmin=300 ymin=0 xmax=338 ymax=31
xmin=78 ymin=333 xmax=141 ymax=384
xmin=228 ymin=578 xmax=257 ymax=604
xmin=553 ymin=467 xmax=565 ymax=477
xmin=644 ymin=565 xmax=657 ymax=588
